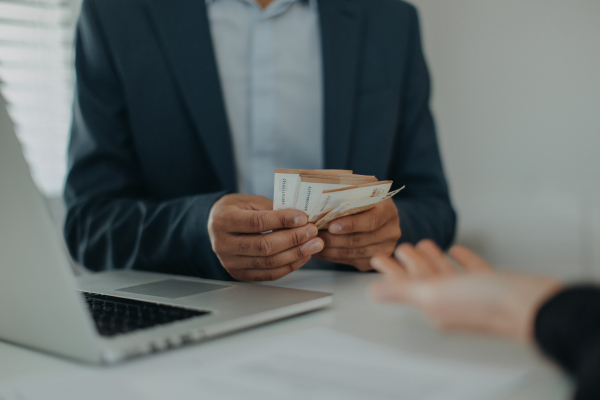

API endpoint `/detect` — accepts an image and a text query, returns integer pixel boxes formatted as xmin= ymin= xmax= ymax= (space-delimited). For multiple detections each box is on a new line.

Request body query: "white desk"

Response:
xmin=0 ymin=270 xmax=573 ymax=399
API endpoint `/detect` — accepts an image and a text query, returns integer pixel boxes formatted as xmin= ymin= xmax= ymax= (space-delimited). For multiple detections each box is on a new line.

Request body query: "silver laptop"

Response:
xmin=0 ymin=92 xmax=332 ymax=364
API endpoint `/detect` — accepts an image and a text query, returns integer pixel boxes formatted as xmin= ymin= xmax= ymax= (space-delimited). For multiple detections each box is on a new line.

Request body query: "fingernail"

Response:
xmin=295 ymin=215 xmax=307 ymax=226
xmin=306 ymin=226 xmax=318 ymax=238
xmin=370 ymin=257 xmax=384 ymax=271
xmin=394 ymin=247 xmax=406 ymax=261
xmin=309 ymin=240 xmax=323 ymax=253
xmin=329 ymin=223 xmax=342 ymax=234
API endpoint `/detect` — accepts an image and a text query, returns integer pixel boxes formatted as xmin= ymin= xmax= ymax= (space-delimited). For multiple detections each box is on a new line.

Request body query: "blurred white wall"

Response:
xmin=410 ymin=0 xmax=600 ymax=280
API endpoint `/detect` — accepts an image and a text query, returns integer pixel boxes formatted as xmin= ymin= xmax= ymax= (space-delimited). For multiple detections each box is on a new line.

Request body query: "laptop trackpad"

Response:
xmin=115 ymin=279 xmax=229 ymax=299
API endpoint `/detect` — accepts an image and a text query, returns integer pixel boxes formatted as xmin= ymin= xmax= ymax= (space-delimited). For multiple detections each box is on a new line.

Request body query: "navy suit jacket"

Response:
xmin=64 ymin=0 xmax=456 ymax=280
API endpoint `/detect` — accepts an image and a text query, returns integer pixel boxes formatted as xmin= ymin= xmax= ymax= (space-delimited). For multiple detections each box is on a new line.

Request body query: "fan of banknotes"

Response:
xmin=273 ymin=169 xmax=405 ymax=230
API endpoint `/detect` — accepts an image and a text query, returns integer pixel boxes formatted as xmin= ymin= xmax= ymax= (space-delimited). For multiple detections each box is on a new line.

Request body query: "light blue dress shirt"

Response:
xmin=206 ymin=0 xmax=324 ymax=199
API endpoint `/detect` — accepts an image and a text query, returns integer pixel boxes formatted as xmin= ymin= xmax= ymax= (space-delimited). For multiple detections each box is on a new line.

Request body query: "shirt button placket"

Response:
xmin=248 ymin=9 xmax=277 ymax=197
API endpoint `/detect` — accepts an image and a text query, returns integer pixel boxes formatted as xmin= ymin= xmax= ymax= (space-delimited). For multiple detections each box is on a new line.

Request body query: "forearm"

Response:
xmin=535 ymin=286 xmax=600 ymax=399
xmin=64 ymin=191 xmax=232 ymax=280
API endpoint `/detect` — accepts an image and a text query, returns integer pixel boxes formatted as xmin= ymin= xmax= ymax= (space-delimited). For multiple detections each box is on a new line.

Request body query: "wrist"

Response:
xmin=520 ymin=278 xmax=563 ymax=342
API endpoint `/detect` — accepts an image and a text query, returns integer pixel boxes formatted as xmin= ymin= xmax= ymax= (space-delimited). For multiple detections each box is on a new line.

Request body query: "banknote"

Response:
xmin=307 ymin=181 xmax=393 ymax=223
xmin=273 ymin=169 xmax=404 ymax=229
xmin=314 ymin=186 xmax=405 ymax=230
xmin=293 ymin=174 xmax=377 ymax=215
xmin=273 ymin=169 xmax=352 ymax=210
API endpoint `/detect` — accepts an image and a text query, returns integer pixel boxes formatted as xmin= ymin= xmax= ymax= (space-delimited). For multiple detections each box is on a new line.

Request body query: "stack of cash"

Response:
xmin=273 ymin=169 xmax=404 ymax=230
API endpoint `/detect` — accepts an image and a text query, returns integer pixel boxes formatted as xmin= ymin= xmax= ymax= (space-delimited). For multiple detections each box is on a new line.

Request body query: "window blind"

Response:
xmin=0 ymin=0 xmax=80 ymax=196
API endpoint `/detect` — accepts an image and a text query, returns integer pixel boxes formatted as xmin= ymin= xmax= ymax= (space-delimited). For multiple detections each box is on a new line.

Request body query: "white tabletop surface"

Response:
xmin=0 ymin=270 xmax=573 ymax=398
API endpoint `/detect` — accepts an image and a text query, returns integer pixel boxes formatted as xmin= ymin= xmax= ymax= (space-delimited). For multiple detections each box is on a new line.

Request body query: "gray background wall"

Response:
xmin=44 ymin=0 xmax=600 ymax=280
xmin=409 ymin=0 xmax=600 ymax=280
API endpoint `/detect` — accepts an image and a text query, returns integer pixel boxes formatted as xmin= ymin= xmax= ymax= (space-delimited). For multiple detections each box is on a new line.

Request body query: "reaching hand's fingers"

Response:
xmin=370 ymin=279 xmax=433 ymax=304
xmin=319 ymin=219 xmax=400 ymax=248
xmin=349 ymin=258 xmax=375 ymax=272
xmin=449 ymin=245 xmax=493 ymax=272
xmin=232 ymin=256 xmax=311 ymax=281
xmin=213 ymin=208 xmax=308 ymax=233
xmin=370 ymin=255 xmax=407 ymax=279
xmin=370 ymin=279 xmax=437 ymax=307
xmin=415 ymin=240 xmax=457 ymax=276
xmin=222 ymin=225 xmax=319 ymax=256
xmin=394 ymin=243 xmax=435 ymax=278
xmin=316 ymin=240 xmax=395 ymax=260
xmin=327 ymin=199 xmax=397 ymax=234
xmin=234 ymin=238 xmax=324 ymax=269
xmin=370 ymin=280 xmax=410 ymax=302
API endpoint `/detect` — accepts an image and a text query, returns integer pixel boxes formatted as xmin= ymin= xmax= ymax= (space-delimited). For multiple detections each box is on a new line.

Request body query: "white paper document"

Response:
xmin=0 ymin=329 xmax=528 ymax=400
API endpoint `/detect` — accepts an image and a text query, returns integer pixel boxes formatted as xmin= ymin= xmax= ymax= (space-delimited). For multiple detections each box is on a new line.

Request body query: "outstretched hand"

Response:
xmin=369 ymin=240 xmax=563 ymax=342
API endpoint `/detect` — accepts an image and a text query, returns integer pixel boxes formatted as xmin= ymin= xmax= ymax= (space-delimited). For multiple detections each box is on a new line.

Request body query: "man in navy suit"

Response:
xmin=64 ymin=0 xmax=456 ymax=281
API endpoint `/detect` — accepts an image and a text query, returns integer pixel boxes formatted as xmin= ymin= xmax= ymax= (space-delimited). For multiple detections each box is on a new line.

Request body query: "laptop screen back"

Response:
xmin=0 ymin=91 xmax=101 ymax=363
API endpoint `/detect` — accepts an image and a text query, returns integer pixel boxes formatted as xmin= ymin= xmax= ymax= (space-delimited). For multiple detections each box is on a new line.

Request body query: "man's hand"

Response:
xmin=369 ymin=240 xmax=563 ymax=342
xmin=314 ymin=198 xmax=401 ymax=271
xmin=208 ymin=194 xmax=324 ymax=281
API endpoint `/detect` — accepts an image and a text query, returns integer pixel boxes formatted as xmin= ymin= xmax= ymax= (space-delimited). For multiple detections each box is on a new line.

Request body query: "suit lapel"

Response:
xmin=319 ymin=0 xmax=363 ymax=170
xmin=145 ymin=0 xmax=236 ymax=191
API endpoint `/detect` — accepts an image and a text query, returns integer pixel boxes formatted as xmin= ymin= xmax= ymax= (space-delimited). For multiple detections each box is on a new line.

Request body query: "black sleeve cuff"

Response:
xmin=573 ymin=339 xmax=600 ymax=400
xmin=535 ymin=285 xmax=600 ymax=376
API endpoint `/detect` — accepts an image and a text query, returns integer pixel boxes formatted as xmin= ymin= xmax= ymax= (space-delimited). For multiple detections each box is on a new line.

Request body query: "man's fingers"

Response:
xmin=223 ymin=224 xmax=319 ymax=256
xmin=214 ymin=208 xmax=308 ymax=233
xmin=327 ymin=199 xmax=397 ymax=234
xmin=317 ymin=241 xmax=394 ymax=260
xmin=233 ymin=256 xmax=311 ymax=281
xmin=415 ymin=240 xmax=457 ymax=276
xmin=244 ymin=195 xmax=275 ymax=211
xmin=370 ymin=255 xmax=407 ymax=279
xmin=449 ymin=245 xmax=493 ymax=272
xmin=394 ymin=243 xmax=435 ymax=278
xmin=319 ymin=220 xmax=400 ymax=248
xmin=235 ymin=238 xmax=324 ymax=270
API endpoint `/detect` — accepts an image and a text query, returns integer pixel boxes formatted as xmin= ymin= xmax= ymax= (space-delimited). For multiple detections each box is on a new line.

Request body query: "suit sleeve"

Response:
xmin=389 ymin=6 xmax=456 ymax=249
xmin=63 ymin=0 xmax=232 ymax=280
xmin=535 ymin=286 xmax=600 ymax=400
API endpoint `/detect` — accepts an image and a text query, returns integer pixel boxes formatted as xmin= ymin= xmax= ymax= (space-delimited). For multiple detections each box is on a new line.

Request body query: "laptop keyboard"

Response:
xmin=82 ymin=292 xmax=210 ymax=337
